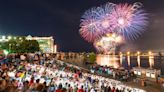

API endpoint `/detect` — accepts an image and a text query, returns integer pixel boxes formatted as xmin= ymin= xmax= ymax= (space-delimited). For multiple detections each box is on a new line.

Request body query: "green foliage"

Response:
xmin=0 ymin=37 xmax=40 ymax=53
xmin=88 ymin=52 xmax=96 ymax=63
xmin=82 ymin=53 xmax=96 ymax=64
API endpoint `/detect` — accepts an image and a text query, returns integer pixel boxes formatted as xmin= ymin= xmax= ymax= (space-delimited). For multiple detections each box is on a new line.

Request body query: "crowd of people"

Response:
xmin=90 ymin=65 xmax=136 ymax=82
xmin=0 ymin=53 xmax=146 ymax=92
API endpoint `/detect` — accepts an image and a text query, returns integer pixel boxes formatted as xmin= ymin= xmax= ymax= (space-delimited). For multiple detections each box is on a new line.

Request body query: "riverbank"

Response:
xmin=62 ymin=59 xmax=163 ymax=92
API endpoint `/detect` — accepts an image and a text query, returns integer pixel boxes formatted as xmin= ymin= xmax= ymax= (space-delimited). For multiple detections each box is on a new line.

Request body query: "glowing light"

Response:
xmin=94 ymin=33 xmax=122 ymax=53
xmin=2 ymin=36 xmax=6 ymax=40
xmin=127 ymin=51 xmax=130 ymax=55
xmin=54 ymin=45 xmax=57 ymax=53
xmin=19 ymin=37 xmax=22 ymax=40
xmin=137 ymin=51 xmax=141 ymax=67
xmin=109 ymin=3 xmax=148 ymax=40
xmin=137 ymin=51 xmax=140 ymax=55
xmin=115 ymin=36 xmax=122 ymax=43
xmin=112 ymin=33 xmax=116 ymax=38
xmin=8 ymin=36 xmax=12 ymax=40
xmin=118 ymin=18 xmax=125 ymax=25
xmin=96 ymin=54 xmax=120 ymax=68
xmin=79 ymin=2 xmax=148 ymax=53
xmin=102 ymin=20 xmax=109 ymax=28
xmin=148 ymin=51 xmax=152 ymax=55
xmin=79 ymin=3 xmax=115 ymax=42
xmin=3 ymin=50 xmax=9 ymax=55
xmin=148 ymin=51 xmax=154 ymax=68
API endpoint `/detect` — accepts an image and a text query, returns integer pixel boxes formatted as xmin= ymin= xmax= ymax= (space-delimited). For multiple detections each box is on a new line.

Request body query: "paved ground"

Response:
xmin=62 ymin=60 xmax=164 ymax=92
xmin=125 ymin=81 xmax=163 ymax=92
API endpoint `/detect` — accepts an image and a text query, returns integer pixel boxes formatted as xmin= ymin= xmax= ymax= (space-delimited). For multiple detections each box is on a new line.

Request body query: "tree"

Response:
xmin=1 ymin=37 xmax=40 ymax=53
xmin=27 ymin=40 xmax=40 ymax=53
xmin=88 ymin=52 xmax=96 ymax=64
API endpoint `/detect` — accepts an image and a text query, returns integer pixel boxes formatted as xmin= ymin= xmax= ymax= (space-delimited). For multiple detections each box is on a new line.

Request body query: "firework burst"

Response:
xmin=79 ymin=3 xmax=115 ymax=42
xmin=79 ymin=2 xmax=148 ymax=53
xmin=94 ymin=33 xmax=123 ymax=53
xmin=109 ymin=3 xmax=148 ymax=40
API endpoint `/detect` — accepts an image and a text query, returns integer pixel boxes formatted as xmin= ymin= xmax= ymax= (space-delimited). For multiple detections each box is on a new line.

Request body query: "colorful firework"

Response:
xmin=109 ymin=3 xmax=148 ymax=40
xmin=79 ymin=3 xmax=115 ymax=42
xmin=79 ymin=2 xmax=148 ymax=53
xmin=94 ymin=33 xmax=123 ymax=53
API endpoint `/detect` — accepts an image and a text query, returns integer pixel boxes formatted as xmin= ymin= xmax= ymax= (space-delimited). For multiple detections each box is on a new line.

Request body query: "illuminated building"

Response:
xmin=0 ymin=35 xmax=57 ymax=53
xmin=26 ymin=35 xmax=56 ymax=53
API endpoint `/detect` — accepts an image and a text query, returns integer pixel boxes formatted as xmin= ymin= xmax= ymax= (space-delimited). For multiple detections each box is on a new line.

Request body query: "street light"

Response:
xmin=3 ymin=49 xmax=9 ymax=56
xmin=137 ymin=51 xmax=140 ymax=55
xmin=127 ymin=51 xmax=130 ymax=55
xmin=8 ymin=36 xmax=12 ymax=40
xmin=19 ymin=37 xmax=22 ymax=40
xmin=2 ymin=35 xmax=6 ymax=40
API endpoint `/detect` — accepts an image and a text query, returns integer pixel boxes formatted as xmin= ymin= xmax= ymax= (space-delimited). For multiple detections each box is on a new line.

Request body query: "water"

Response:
xmin=96 ymin=54 xmax=161 ymax=69
xmin=96 ymin=54 xmax=120 ymax=68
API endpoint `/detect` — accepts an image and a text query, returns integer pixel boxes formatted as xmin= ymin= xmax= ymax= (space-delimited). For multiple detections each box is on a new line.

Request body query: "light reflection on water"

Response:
xmin=96 ymin=54 xmax=160 ymax=69
xmin=96 ymin=54 xmax=120 ymax=68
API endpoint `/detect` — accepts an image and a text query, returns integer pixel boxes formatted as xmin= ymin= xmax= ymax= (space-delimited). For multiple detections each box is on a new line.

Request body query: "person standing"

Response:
xmin=77 ymin=86 xmax=84 ymax=92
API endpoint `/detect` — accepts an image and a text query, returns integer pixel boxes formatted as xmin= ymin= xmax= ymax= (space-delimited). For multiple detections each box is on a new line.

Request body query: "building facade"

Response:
xmin=0 ymin=35 xmax=57 ymax=53
xmin=27 ymin=35 xmax=56 ymax=53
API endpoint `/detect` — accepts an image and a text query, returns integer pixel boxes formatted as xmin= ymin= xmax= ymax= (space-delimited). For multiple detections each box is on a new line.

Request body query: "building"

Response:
xmin=26 ymin=35 xmax=56 ymax=53
xmin=0 ymin=35 xmax=57 ymax=53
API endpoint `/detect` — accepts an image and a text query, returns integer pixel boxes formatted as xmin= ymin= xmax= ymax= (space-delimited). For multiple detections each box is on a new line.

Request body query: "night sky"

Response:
xmin=0 ymin=0 xmax=164 ymax=52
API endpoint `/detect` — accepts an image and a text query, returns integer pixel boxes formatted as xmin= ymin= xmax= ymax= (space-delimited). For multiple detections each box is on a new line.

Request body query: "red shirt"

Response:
xmin=77 ymin=89 xmax=84 ymax=92
xmin=55 ymin=89 xmax=62 ymax=92
xmin=74 ymin=74 xmax=78 ymax=78
xmin=29 ymin=80 xmax=34 ymax=86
